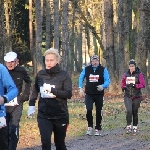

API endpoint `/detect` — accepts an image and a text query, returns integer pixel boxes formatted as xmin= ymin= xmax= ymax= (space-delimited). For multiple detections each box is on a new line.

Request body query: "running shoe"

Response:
xmin=94 ymin=129 xmax=101 ymax=136
xmin=86 ymin=127 xmax=93 ymax=135
xmin=126 ymin=125 xmax=132 ymax=134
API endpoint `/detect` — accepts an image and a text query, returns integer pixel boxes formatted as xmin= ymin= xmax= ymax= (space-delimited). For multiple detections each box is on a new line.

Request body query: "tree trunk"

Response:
xmin=45 ymin=0 xmax=51 ymax=50
xmin=34 ymin=0 xmax=44 ymax=75
xmin=0 ymin=0 xmax=4 ymax=63
xmin=54 ymin=0 xmax=59 ymax=49
xmin=135 ymin=0 xmax=150 ymax=94
xmin=61 ymin=0 xmax=69 ymax=71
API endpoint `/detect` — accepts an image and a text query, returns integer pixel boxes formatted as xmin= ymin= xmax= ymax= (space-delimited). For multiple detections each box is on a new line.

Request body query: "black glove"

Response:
xmin=122 ymin=87 xmax=126 ymax=92
xmin=127 ymin=83 xmax=136 ymax=88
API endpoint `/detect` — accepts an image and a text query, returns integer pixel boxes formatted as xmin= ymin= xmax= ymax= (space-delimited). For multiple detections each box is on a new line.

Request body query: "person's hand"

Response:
xmin=97 ymin=85 xmax=104 ymax=91
xmin=0 ymin=96 xmax=4 ymax=105
xmin=79 ymin=88 xmax=85 ymax=97
xmin=43 ymin=83 xmax=51 ymax=92
xmin=27 ymin=106 xmax=36 ymax=118
xmin=122 ymin=87 xmax=126 ymax=92
xmin=0 ymin=117 xmax=6 ymax=129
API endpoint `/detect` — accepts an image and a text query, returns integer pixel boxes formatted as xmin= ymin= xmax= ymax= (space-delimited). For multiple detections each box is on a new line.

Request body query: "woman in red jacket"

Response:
xmin=121 ymin=59 xmax=145 ymax=134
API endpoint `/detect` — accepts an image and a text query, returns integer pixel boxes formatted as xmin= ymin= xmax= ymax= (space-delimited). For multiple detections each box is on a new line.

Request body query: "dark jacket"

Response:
xmin=6 ymin=66 xmax=32 ymax=112
xmin=85 ymin=65 xmax=104 ymax=95
xmin=29 ymin=64 xmax=72 ymax=119
xmin=121 ymin=67 xmax=145 ymax=98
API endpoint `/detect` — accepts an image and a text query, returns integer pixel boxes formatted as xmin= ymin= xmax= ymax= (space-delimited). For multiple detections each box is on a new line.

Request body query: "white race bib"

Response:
xmin=40 ymin=86 xmax=56 ymax=98
xmin=89 ymin=74 xmax=99 ymax=82
xmin=126 ymin=77 xmax=135 ymax=84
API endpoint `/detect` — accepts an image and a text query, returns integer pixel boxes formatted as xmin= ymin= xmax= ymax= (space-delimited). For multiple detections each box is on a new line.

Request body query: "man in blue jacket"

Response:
xmin=0 ymin=63 xmax=18 ymax=150
xmin=78 ymin=55 xmax=110 ymax=136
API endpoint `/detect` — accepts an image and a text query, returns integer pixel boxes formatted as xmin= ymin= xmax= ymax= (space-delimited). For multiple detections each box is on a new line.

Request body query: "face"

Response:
xmin=91 ymin=59 xmax=99 ymax=67
xmin=5 ymin=59 xmax=18 ymax=70
xmin=129 ymin=64 xmax=136 ymax=73
xmin=45 ymin=54 xmax=59 ymax=69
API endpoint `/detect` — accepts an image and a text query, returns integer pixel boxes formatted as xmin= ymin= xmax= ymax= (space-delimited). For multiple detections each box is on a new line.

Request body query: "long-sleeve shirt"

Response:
xmin=78 ymin=65 xmax=110 ymax=89
xmin=0 ymin=64 xmax=18 ymax=117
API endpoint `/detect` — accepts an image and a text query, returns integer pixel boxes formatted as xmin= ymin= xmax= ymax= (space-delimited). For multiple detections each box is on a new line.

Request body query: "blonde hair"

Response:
xmin=44 ymin=48 xmax=61 ymax=61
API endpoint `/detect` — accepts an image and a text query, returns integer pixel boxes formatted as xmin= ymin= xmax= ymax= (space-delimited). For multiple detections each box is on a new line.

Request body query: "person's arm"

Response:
xmin=102 ymin=68 xmax=110 ymax=89
xmin=29 ymin=75 xmax=39 ymax=106
xmin=121 ymin=73 xmax=127 ymax=88
xmin=22 ymin=68 xmax=32 ymax=101
xmin=78 ymin=68 xmax=86 ymax=88
xmin=51 ymin=72 xmax=72 ymax=99
xmin=136 ymin=73 xmax=145 ymax=89
xmin=2 ymin=65 xmax=18 ymax=102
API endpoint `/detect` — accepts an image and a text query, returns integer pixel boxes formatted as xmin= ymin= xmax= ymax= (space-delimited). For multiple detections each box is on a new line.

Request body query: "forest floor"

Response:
xmin=17 ymin=84 xmax=150 ymax=150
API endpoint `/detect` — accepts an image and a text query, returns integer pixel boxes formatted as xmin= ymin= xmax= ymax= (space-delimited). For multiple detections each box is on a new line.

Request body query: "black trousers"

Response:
xmin=6 ymin=105 xmax=23 ymax=150
xmin=85 ymin=94 xmax=103 ymax=130
xmin=0 ymin=126 xmax=8 ymax=150
xmin=37 ymin=117 xmax=68 ymax=150
xmin=124 ymin=96 xmax=141 ymax=126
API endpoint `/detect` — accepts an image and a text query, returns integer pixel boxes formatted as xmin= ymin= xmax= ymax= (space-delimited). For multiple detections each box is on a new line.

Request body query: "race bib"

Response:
xmin=126 ymin=77 xmax=135 ymax=84
xmin=4 ymin=97 xmax=19 ymax=106
xmin=89 ymin=74 xmax=99 ymax=82
xmin=40 ymin=86 xmax=56 ymax=98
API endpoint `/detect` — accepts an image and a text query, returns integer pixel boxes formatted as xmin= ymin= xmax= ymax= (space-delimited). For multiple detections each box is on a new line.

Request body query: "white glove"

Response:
xmin=43 ymin=83 xmax=51 ymax=92
xmin=0 ymin=117 xmax=6 ymax=129
xmin=27 ymin=106 xmax=36 ymax=118
xmin=79 ymin=88 xmax=85 ymax=97
xmin=97 ymin=85 xmax=104 ymax=91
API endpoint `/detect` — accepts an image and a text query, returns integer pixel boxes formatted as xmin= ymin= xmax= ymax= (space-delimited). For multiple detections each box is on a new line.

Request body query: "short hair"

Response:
xmin=44 ymin=48 xmax=61 ymax=61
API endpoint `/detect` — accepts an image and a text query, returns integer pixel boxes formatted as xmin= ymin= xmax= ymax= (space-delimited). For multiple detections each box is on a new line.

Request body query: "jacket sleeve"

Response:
xmin=136 ymin=73 xmax=145 ymax=89
xmin=29 ymin=74 xmax=39 ymax=106
xmin=22 ymin=68 xmax=32 ymax=96
xmin=121 ymin=73 xmax=126 ymax=88
xmin=78 ymin=67 xmax=86 ymax=88
xmin=103 ymin=68 xmax=110 ymax=89
xmin=2 ymin=65 xmax=18 ymax=102
xmin=51 ymin=72 xmax=72 ymax=99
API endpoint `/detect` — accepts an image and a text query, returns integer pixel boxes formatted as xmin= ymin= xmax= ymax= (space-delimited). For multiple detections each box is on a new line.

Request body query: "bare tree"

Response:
xmin=45 ymin=0 xmax=51 ymax=50
xmin=61 ymin=0 xmax=69 ymax=71
xmin=135 ymin=0 xmax=150 ymax=94
xmin=0 ymin=0 xmax=4 ymax=63
xmin=34 ymin=0 xmax=44 ymax=75
xmin=54 ymin=0 xmax=59 ymax=49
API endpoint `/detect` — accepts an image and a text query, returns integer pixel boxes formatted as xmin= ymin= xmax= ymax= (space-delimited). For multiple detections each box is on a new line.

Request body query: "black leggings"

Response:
xmin=38 ymin=117 xmax=68 ymax=150
xmin=124 ymin=97 xmax=141 ymax=126
xmin=85 ymin=94 xmax=103 ymax=130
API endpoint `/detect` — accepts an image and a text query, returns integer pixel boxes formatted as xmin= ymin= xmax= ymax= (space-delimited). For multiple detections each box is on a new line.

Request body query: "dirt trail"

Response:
xmin=17 ymin=127 xmax=150 ymax=150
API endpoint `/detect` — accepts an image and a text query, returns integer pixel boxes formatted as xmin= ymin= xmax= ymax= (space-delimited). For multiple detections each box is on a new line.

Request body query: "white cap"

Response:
xmin=4 ymin=52 xmax=17 ymax=62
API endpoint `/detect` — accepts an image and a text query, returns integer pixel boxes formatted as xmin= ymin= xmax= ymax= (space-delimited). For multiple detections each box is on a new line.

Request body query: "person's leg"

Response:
xmin=0 ymin=126 xmax=8 ymax=150
xmin=8 ymin=106 xmax=22 ymax=150
xmin=85 ymin=95 xmax=94 ymax=128
xmin=132 ymin=98 xmax=141 ymax=127
xmin=53 ymin=117 xmax=68 ymax=150
xmin=124 ymin=96 xmax=133 ymax=126
xmin=38 ymin=117 xmax=53 ymax=150
xmin=94 ymin=95 xmax=103 ymax=130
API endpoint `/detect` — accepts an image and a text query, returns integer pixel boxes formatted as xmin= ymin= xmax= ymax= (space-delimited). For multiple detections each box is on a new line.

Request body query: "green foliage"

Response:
xmin=12 ymin=0 xmax=31 ymax=65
